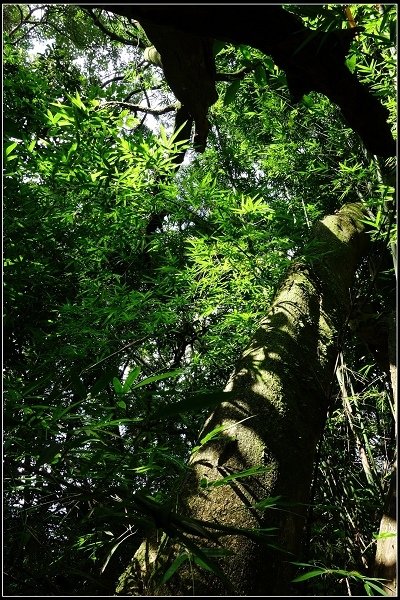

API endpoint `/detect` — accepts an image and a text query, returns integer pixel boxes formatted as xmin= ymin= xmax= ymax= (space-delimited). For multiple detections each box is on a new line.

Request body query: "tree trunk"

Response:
xmin=374 ymin=465 xmax=397 ymax=596
xmin=373 ymin=310 xmax=397 ymax=596
xmin=116 ymin=203 xmax=370 ymax=596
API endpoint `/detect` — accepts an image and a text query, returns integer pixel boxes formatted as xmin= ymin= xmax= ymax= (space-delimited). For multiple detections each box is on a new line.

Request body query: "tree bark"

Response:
xmin=374 ymin=465 xmax=397 ymax=596
xmin=85 ymin=5 xmax=396 ymax=157
xmin=116 ymin=203 xmax=370 ymax=596
xmin=373 ymin=310 xmax=397 ymax=596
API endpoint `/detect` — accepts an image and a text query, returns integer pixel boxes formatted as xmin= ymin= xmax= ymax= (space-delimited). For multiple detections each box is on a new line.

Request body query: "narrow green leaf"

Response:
xmin=46 ymin=109 xmax=55 ymax=123
xmin=373 ymin=531 xmax=396 ymax=540
xmin=51 ymin=399 xmax=82 ymax=422
xmin=263 ymin=56 xmax=275 ymax=72
xmin=159 ymin=553 xmax=188 ymax=585
xmin=239 ymin=44 xmax=252 ymax=61
xmin=192 ymin=555 xmax=214 ymax=572
xmin=335 ymin=569 xmax=358 ymax=577
xmin=158 ymin=124 xmax=169 ymax=146
xmin=122 ymin=366 xmax=141 ymax=393
xmin=346 ymin=53 xmax=357 ymax=73
xmin=101 ymin=531 xmax=136 ymax=574
xmin=5 ymin=141 xmax=18 ymax=156
xmin=224 ymin=79 xmax=241 ymax=106
xmin=253 ymin=495 xmax=283 ymax=509
xmin=292 ymin=569 xmax=326 ymax=582
xmin=90 ymin=170 xmax=103 ymax=182
xmin=89 ymin=417 xmax=142 ymax=427
xmin=52 ymin=112 xmax=64 ymax=123
xmin=198 ymin=414 xmax=254 ymax=447
xmin=68 ymin=142 xmax=78 ymax=156
xmin=301 ymin=94 xmax=314 ymax=108
xmin=112 ymin=377 xmax=124 ymax=394
xmin=69 ymin=91 xmax=86 ymax=110
xmin=205 ymin=465 xmax=272 ymax=488
xmin=178 ymin=535 xmax=235 ymax=594
xmin=291 ymin=561 xmax=323 ymax=568
xmin=363 ymin=581 xmax=388 ymax=596
xmin=254 ymin=63 xmax=267 ymax=86
xmin=132 ymin=369 xmax=183 ymax=389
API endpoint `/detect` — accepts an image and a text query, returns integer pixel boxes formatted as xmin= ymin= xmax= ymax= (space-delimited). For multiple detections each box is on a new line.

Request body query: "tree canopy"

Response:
xmin=3 ymin=4 xmax=397 ymax=596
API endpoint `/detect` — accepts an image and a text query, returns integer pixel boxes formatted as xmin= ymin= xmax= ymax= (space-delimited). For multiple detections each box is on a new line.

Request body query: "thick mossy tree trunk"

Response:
xmin=117 ymin=203 xmax=369 ymax=596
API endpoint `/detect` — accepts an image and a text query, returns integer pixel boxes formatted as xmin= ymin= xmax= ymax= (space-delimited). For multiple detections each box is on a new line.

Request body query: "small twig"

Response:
xmin=79 ymin=336 xmax=150 ymax=374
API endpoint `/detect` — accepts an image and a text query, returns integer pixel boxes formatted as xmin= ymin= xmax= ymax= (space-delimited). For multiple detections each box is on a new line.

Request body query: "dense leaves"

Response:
xmin=3 ymin=4 xmax=396 ymax=596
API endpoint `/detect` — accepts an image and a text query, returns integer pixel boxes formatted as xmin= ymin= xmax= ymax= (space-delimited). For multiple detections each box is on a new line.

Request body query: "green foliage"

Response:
xmin=3 ymin=4 xmax=396 ymax=596
xmin=292 ymin=562 xmax=389 ymax=596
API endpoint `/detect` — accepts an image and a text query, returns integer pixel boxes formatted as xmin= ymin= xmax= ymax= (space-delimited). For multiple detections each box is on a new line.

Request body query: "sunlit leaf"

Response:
xmin=5 ymin=141 xmax=18 ymax=156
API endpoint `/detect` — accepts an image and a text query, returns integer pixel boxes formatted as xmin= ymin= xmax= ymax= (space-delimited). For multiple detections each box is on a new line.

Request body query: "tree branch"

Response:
xmin=9 ymin=5 xmax=25 ymax=37
xmin=100 ymin=75 xmax=126 ymax=89
xmin=104 ymin=101 xmax=178 ymax=115
xmin=216 ymin=61 xmax=263 ymax=82
xmin=123 ymin=85 xmax=162 ymax=103
xmin=84 ymin=8 xmax=146 ymax=47
xmin=101 ymin=61 xmax=150 ymax=90
xmin=9 ymin=21 xmax=45 ymax=46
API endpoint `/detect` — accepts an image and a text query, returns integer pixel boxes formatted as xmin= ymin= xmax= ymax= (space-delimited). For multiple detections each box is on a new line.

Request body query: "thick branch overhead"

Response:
xmin=86 ymin=4 xmax=396 ymax=157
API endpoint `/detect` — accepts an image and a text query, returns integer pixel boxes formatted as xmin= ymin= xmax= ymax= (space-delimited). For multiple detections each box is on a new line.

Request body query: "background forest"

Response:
xmin=3 ymin=4 xmax=397 ymax=596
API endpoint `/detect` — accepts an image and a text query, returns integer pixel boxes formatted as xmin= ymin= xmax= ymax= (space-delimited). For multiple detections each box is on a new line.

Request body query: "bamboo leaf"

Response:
xmin=177 ymin=534 xmax=235 ymax=594
xmin=363 ymin=581 xmax=388 ymax=596
xmin=132 ymin=369 xmax=183 ymax=389
xmin=112 ymin=377 xmax=124 ymax=395
xmin=292 ymin=569 xmax=326 ymax=582
xmin=373 ymin=531 xmax=396 ymax=540
xmin=254 ymin=63 xmax=268 ymax=86
xmin=5 ymin=141 xmax=18 ymax=156
xmin=122 ymin=366 xmax=141 ymax=392
xmin=224 ymin=79 xmax=241 ymax=106
xmin=253 ymin=495 xmax=283 ymax=509
xmin=204 ymin=465 xmax=273 ymax=488
xmin=159 ymin=553 xmax=188 ymax=585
